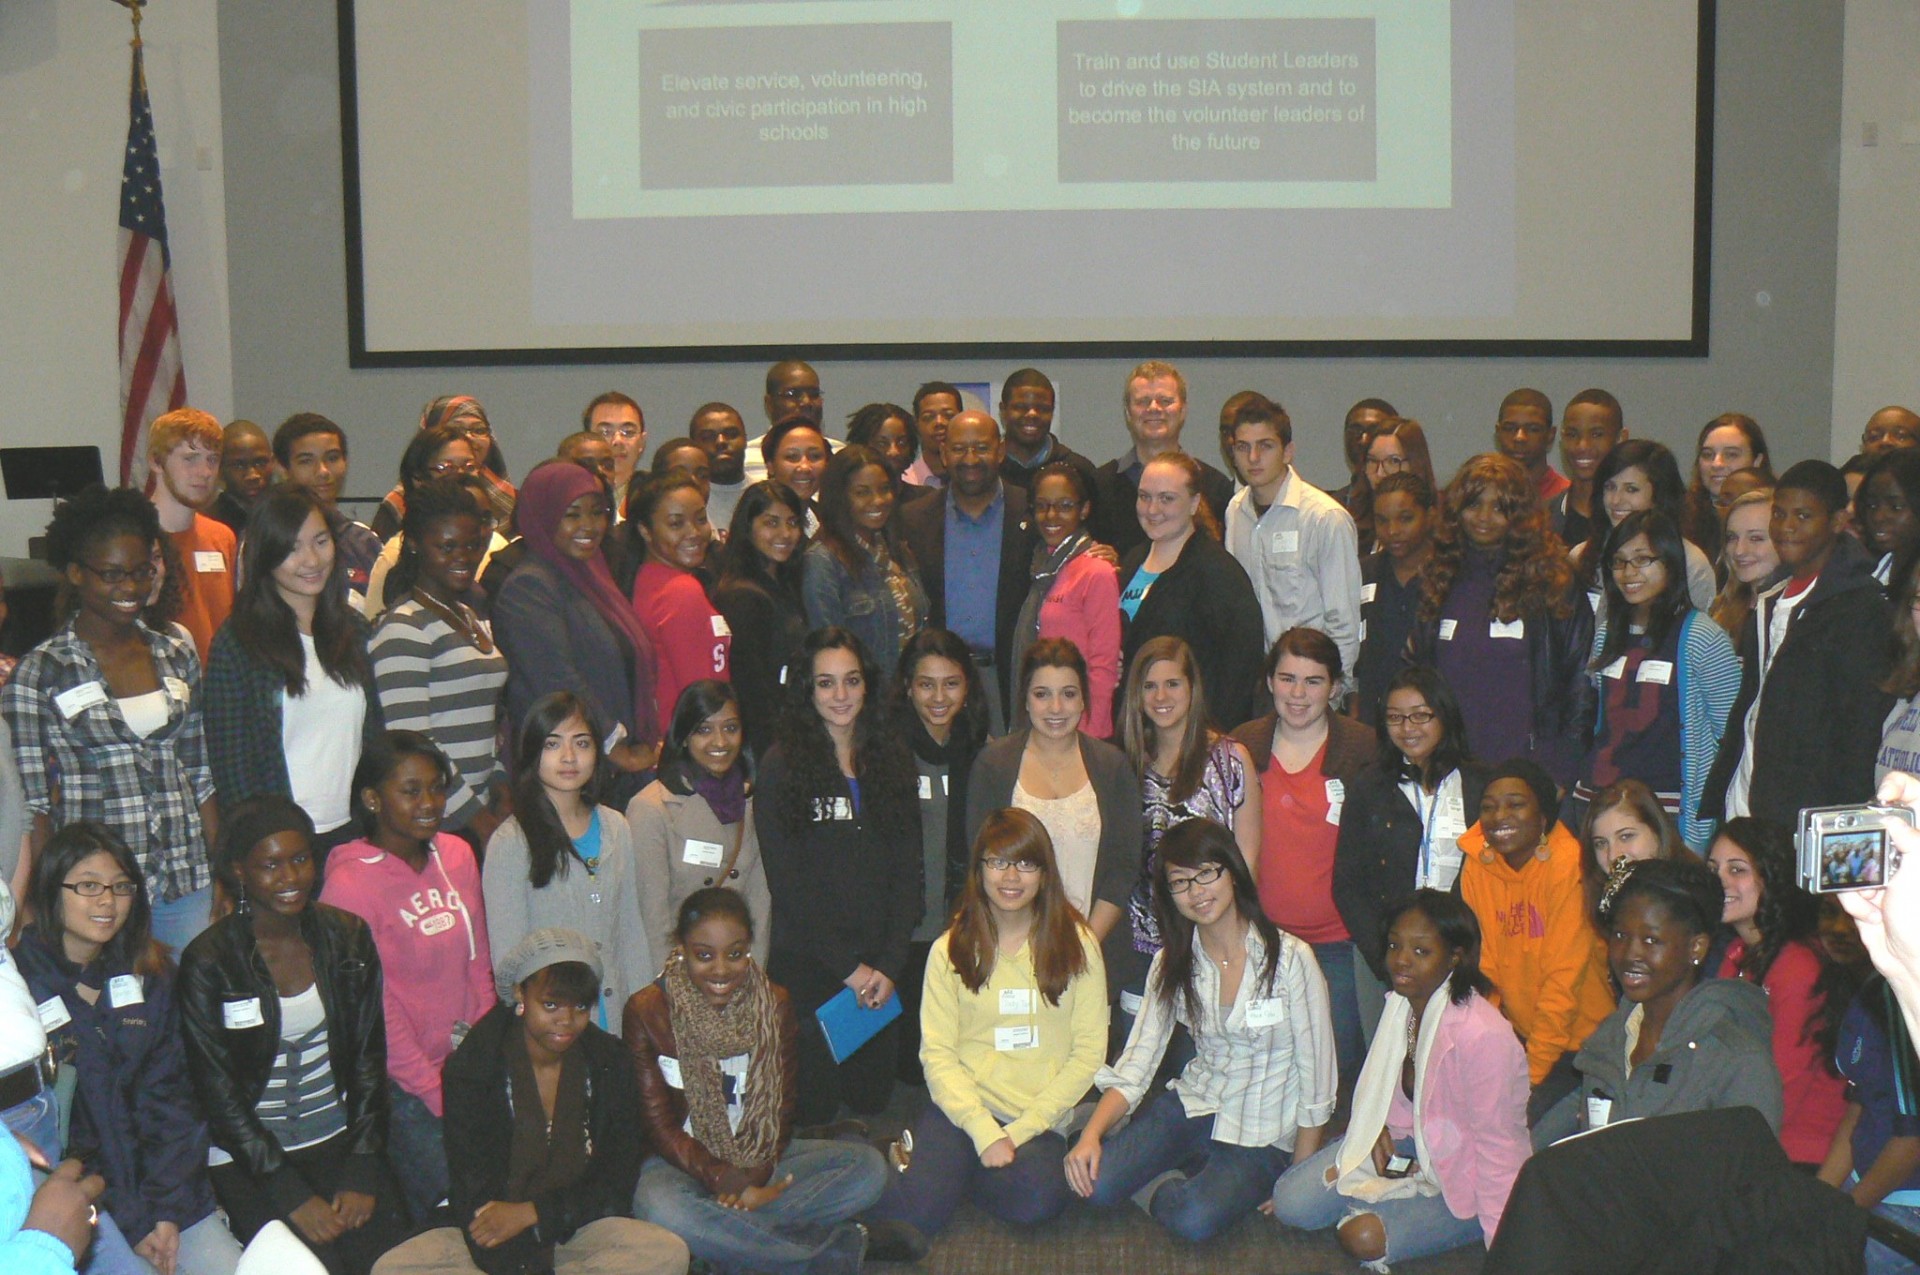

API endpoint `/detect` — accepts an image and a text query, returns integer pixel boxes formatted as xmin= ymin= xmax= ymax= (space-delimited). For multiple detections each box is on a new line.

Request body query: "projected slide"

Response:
xmin=342 ymin=0 xmax=1706 ymax=359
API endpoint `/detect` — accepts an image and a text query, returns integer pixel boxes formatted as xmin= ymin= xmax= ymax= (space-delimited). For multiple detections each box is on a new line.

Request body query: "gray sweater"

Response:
xmin=1574 ymin=975 xmax=1783 ymax=1133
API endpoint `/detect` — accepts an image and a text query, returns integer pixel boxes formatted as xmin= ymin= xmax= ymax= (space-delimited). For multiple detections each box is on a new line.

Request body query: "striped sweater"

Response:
xmin=370 ymin=598 xmax=509 ymax=827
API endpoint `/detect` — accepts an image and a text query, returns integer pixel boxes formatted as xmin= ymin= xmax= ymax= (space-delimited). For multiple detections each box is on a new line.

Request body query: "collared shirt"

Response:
xmin=904 ymin=456 xmax=947 ymax=490
xmin=1096 ymin=924 xmax=1336 ymax=1149
xmin=0 ymin=883 xmax=45 ymax=1073
xmin=943 ymin=486 xmax=1006 ymax=654
xmin=0 ymin=619 xmax=214 ymax=902
xmin=1223 ymin=469 xmax=1364 ymax=673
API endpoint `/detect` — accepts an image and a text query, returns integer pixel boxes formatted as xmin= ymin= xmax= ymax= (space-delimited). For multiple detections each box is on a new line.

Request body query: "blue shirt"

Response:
xmin=943 ymin=486 xmax=1006 ymax=654
xmin=1840 ymin=978 xmax=1920 ymax=1198
xmin=1120 ymin=568 xmax=1161 ymax=622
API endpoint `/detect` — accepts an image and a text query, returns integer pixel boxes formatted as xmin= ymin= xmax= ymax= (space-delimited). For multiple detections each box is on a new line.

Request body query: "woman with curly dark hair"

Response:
xmin=1408 ymin=454 xmax=1593 ymax=784
xmin=754 ymin=627 xmax=923 ymax=1124
xmin=1708 ymin=817 xmax=1860 ymax=1166
xmin=844 ymin=402 xmax=918 ymax=487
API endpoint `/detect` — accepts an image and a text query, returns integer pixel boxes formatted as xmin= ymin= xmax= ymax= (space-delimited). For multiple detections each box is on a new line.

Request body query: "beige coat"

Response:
xmin=627 ymin=780 xmax=771 ymax=966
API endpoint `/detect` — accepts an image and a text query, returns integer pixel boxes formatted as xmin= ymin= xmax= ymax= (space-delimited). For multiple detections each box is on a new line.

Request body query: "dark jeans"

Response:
xmin=1086 ymin=1090 xmax=1292 ymax=1243
xmin=386 ymin=1082 xmax=448 ymax=1225
xmin=1311 ymin=939 xmax=1365 ymax=1098
xmin=208 ymin=1133 xmax=407 ymax=1275
xmin=794 ymin=1010 xmax=900 ymax=1128
xmin=867 ymin=1102 xmax=1074 ymax=1237
xmin=895 ymin=940 xmax=934 ymax=1086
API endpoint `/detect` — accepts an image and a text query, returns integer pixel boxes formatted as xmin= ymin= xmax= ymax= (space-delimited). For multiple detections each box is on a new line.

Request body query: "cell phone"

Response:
xmin=1796 ymin=803 xmax=1917 ymax=893
xmin=1383 ymin=1154 xmax=1414 ymax=1178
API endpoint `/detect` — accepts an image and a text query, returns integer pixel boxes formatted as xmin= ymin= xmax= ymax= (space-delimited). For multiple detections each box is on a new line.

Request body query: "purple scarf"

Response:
xmin=692 ymin=767 xmax=748 ymax=827
xmin=516 ymin=463 xmax=659 ymax=743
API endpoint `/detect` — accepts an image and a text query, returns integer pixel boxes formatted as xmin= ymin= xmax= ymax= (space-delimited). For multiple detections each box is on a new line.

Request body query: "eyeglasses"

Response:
xmin=772 ymin=386 xmax=822 ymax=403
xmin=1609 ymin=554 xmax=1662 ymax=575
xmin=1384 ymin=708 xmax=1437 ymax=727
xmin=983 ymin=857 xmax=1042 ymax=875
xmin=1366 ymin=454 xmax=1409 ymax=474
xmin=79 ymin=562 xmax=158 ymax=587
xmin=62 ymin=880 xmax=139 ymax=898
xmin=427 ymin=458 xmax=479 ymax=477
xmin=1167 ymin=863 xmax=1226 ymax=894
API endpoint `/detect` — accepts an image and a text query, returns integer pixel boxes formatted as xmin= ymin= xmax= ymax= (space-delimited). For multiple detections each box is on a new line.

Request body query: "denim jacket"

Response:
xmin=799 ymin=539 xmax=926 ymax=673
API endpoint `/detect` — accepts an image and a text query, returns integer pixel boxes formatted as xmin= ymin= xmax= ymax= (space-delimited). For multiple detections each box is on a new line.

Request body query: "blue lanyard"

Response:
xmin=1416 ymin=785 xmax=1442 ymax=887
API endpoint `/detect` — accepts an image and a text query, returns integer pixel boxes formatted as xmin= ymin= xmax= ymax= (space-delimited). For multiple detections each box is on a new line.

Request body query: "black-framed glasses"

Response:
xmin=983 ymin=857 xmax=1042 ymax=875
xmin=1384 ymin=708 xmax=1438 ymax=727
xmin=62 ymin=880 xmax=139 ymax=898
xmin=1609 ymin=554 xmax=1662 ymax=575
xmin=1167 ymin=863 xmax=1226 ymax=894
xmin=79 ymin=562 xmax=158 ymax=587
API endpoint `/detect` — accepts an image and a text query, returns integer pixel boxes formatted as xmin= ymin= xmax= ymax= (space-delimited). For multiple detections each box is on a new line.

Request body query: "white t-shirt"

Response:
xmin=0 ymin=883 xmax=47 ymax=1072
xmin=281 ymin=633 xmax=367 ymax=833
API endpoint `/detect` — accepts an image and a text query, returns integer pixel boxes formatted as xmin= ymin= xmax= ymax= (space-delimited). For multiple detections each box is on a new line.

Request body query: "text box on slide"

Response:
xmin=1058 ymin=18 xmax=1376 ymax=183
xmin=637 ymin=23 xmax=953 ymax=190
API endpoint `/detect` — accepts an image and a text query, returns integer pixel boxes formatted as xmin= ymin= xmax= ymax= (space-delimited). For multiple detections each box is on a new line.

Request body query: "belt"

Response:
xmin=0 ymin=1049 xmax=55 ymax=1110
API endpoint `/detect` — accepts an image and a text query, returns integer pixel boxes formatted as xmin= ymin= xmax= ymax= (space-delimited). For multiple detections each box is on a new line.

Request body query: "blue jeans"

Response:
xmin=148 ymin=887 xmax=212 ymax=955
xmin=1866 ymin=1199 xmax=1920 ymax=1274
xmin=86 ymin=1211 xmax=243 ymax=1275
xmin=866 ymin=1101 xmax=1073 ymax=1236
xmin=1269 ymin=1139 xmax=1482 ymax=1267
xmin=1086 ymin=1090 xmax=1291 ymax=1242
xmin=633 ymin=1139 xmax=887 ymax=1275
xmin=2 ymin=1089 xmax=61 ymax=1162
xmin=386 ymin=1082 xmax=448 ymax=1224
xmin=1313 ymin=940 xmax=1365 ymax=1096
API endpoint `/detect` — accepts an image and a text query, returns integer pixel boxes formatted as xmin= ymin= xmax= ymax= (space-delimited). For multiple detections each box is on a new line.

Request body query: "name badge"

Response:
xmin=657 ymin=1055 xmax=684 ymax=1088
xmin=1601 ymin=656 xmax=1628 ymax=680
xmin=164 ymin=676 xmax=191 ymax=704
xmin=710 ymin=614 xmax=731 ymax=637
xmin=833 ymin=796 xmax=852 ymax=821
xmin=53 ymin=682 xmax=109 ymax=720
xmin=602 ymin=722 xmax=627 ymax=755
xmin=918 ymin=774 xmax=933 ymax=800
xmin=222 ymin=998 xmax=265 ymax=1030
xmin=999 ymin=987 xmax=1033 ymax=1015
xmin=1119 ymin=990 xmax=1143 ymax=1016
xmin=1490 ymin=618 xmax=1526 ymax=640
xmin=1637 ymin=660 xmax=1674 ymax=685
xmin=1245 ymin=997 xmax=1286 ymax=1028
xmin=108 ymin=975 xmax=145 ymax=1008
xmin=193 ymin=551 xmax=227 ymax=573
xmin=994 ymin=1024 xmax=1037 ymax=1051
xmin=1360 ymin=582 xmax=1377 ymax=604
xmin=1358 ymin=619 xmax=1367 ymax=642
xmin=1271 ymin=529 xmax=1300 ymax=554
xmin=1437 ymin=619 xmax=1458 ymax=641
xmin=36 ymin=997 xmax=72 ymax=1032
xmin=683 ymin=838 xmax=725 ymax=868
xmin=1587 ymin=589 xmax=1604 ymax=616
xmin=1586 ymin=1094 xmax=1613 ymax=1129
xmin=1324 ymin=778 xmax=1345 ymax=826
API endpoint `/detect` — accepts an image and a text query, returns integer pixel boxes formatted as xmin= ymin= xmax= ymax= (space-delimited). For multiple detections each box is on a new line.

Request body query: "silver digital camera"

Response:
xmin=1795 ymin=803 xmax=1916 ymax=894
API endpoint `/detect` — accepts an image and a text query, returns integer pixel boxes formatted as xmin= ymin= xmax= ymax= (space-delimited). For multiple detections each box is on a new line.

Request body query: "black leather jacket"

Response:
xmin=177 ymin=903 xmax=388 ymax=1215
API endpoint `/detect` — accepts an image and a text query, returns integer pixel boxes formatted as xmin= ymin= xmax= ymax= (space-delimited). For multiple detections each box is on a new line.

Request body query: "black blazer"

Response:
xmin=1118 ymin=532 xmax=1266 ymax=730
xmin=896 ymin=482 xmax=1036 ymax=717
xmin=1331 ymin=759 xmax=1493 ymax=980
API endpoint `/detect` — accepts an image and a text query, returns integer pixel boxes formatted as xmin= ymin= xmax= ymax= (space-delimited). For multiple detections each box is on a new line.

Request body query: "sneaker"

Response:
xmin=885 ymin=1127 xmax=914 ymax=1173
xmin=1130 ymin=1168 xmax=1187 ymax=1216
xmin=861 ymin=1218 xmax=931 ymax=1263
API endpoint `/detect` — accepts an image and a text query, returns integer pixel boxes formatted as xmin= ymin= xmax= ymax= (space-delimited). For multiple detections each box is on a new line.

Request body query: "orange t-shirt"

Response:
xmin=171 ymin=513 xmax=236 ymax=661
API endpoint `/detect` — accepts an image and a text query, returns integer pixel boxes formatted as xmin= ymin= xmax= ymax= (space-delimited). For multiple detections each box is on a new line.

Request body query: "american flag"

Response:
xmin=118 ymin=40 xmax=186 ymax=487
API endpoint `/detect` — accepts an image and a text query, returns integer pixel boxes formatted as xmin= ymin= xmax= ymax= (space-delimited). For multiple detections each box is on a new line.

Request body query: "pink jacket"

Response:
xmin=1038 ymin=552 xmax=1120 ymax=738
xmin=1419 ymin=990 xmax=1532 ymax=1245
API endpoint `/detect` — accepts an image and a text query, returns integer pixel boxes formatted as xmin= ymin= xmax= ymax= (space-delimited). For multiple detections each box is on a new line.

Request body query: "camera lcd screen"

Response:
xmin=1818 ymin=828 xmax=1889 ymax=891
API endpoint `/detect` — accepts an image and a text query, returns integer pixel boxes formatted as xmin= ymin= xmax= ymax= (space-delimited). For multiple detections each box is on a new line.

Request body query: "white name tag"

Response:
xmin=918 ymin=774 xmax=933 ymax=800
xmin=1586 ymin=1094 xmax=1612 ymax=1129
xmin=999 ymin=987 xmax=1033 ymax=1015
xmin=164 ymin=676 xmax=191 ymax=704
xmin=1271 ymin=530 xmax=1300 ymax=554
xmin=1437 ymin=619 xmax=1457 ymax=641
xmin=657 ymin=1055 xmax=684 ymax=1088
xmin=108 ymin=975 xmax=145 ymax=1008
xmin=603 ymin=722 xmax=627 ymax=755
xmin=1490 ymin=618 xmax=1526 ymax=640
xmin=193 ymin=551 xmax=227 ymax=573
xmin=1245 ymin=997 xmax=1286 ymax=1028
xmin=1587 ymin=589 xmax=1604 ymax=616
xmin=683 ymin=838 xmax=725 ymax=868
xmin=833 ymin=796 xmax=852 ymax=821
xmin=1601 ymin=656 xmax=1628 ymax=680
xmin=1325 ymin=778 xmax=1345 ymax=826
xmin=222 ymin=998 xmax=264 ymax=1030
xmin=53 ymin=682 xmax=109 ymax=720
xmin=1119 ymin=990 xmax=1143 ymax=1016
xmin=1360 ymin=582 xmax=1377 ymax=604
xmin=994 ymin=1024 xmax=1037 ymax=1051
xmin=1637 ymin=660 xmax=1674 ymax=685
xmin=1358 ymin=619 xmax=1367 ymax=642
xmin=710 ymin=614 xmax=731 ymax=638
xmin=36 ymin=997 xmax=71 ymax=1032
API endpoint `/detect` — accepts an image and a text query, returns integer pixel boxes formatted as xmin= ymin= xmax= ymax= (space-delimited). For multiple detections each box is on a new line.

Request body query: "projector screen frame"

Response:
xmin=336 ymin=0 xmax=1716 ymax=369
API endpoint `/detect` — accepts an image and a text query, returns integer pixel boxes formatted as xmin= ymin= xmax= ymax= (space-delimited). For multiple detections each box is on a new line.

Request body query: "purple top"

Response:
xmin=1434 ymin=546 xmax=1535 ymax=768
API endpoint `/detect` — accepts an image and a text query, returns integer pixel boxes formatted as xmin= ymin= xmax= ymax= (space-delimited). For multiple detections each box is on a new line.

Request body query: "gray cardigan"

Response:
xmin=481 ymin=807 xmax=656 ymax=1022
xmin=1574 ymin=975 xmax=1783 ymax=1134
xmin=626 ymin=780 xmax=771 ymax=968
xmin=966 ymin=730 xmax=1144 ymax=996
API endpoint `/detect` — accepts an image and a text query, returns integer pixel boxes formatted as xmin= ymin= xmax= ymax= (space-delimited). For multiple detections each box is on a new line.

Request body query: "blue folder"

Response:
xmin=814 ymin=985 xmax=903 ymax=1064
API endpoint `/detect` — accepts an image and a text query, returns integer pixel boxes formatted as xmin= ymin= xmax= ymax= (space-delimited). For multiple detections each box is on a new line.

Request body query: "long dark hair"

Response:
xmin=846 ymin=402 xmax=917 ymax=469
xmin=812 ymin=444 xmax=909 ymax=576
xmin=771 ymin=628 xmax=918 ymax=844
xmin=1151 ymin=818 xmax=1280 ymax=1023
xmin=351 ymin=730 xmax=456 ymax=839
xmin=718 ymin=480 xmax=807 ymax=599
xmin=658 ymin=679 xmax=747 ymax=795
xmin=510 ymin=692 xmax=606 ymax=889
xmin=232 ymin=487 xmax=369 ymax=694
xmin=1684 ymin=413 xmax=1775 ymax=548
xmin=1381 ymin=889 xmax=1494 ymax=1006
xmin=896 ymin=627 xmax=989 ymax=752
xmin=29 ymin=822 xmax=167 ymax=975
xmin=1373 ymin=665 xmax=1472 ymax=789
xmin=1576 ymin=439 xmax=1691 ymax=584
xmin=397 ymin=421 xmax=475 ymax=497
xmin=946 ymin=808 xmax=1090 ymax=1005
xmin=1593 ymin=510 xmax=1692 ymax=669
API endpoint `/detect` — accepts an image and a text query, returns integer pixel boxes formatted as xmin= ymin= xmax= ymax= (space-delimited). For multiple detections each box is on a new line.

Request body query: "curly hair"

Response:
xmin=1419 ymin=453 xmax=1572 ymax=626
xmin=770 ymin=628 xmax=918 ymax=846
xmin=44 ymin=485 xmax=173 ymax=626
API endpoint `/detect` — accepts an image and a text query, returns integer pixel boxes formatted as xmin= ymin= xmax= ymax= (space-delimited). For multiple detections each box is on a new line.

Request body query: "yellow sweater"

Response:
xmin=919 ymin=925 xmax=1109 ymax=1154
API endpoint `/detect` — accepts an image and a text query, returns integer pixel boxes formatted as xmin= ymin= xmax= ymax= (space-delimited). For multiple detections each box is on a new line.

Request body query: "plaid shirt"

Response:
xmin=0 ymin=618 xmax=215 ymax=902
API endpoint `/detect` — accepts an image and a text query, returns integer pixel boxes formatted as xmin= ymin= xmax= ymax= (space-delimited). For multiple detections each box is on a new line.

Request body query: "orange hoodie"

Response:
xmin=1457 ymin=821 xmax=1615 ymax=1086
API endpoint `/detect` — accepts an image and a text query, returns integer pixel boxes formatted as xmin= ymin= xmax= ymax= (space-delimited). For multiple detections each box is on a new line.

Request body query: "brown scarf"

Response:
xmin=663 ymin=952 xmax=783 ymax=1167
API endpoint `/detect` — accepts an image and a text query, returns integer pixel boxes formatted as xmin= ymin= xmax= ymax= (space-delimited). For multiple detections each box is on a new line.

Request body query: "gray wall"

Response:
xmin=219 ymin=3 xmax=1845 ymax=503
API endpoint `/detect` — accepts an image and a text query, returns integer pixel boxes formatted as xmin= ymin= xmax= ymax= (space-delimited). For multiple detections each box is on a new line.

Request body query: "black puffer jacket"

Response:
xmin=177 ymin=903 xmax=388 ymax=1216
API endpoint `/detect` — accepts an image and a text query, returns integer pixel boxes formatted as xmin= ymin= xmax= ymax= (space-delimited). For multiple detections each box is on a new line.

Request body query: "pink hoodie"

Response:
xmin=320 ymin=833 xmax=495 ymax=1115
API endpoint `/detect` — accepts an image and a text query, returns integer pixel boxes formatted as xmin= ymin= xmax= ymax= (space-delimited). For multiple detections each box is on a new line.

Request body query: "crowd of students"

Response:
xmin=2 ymin=369 xmax=1920 ymax=1274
